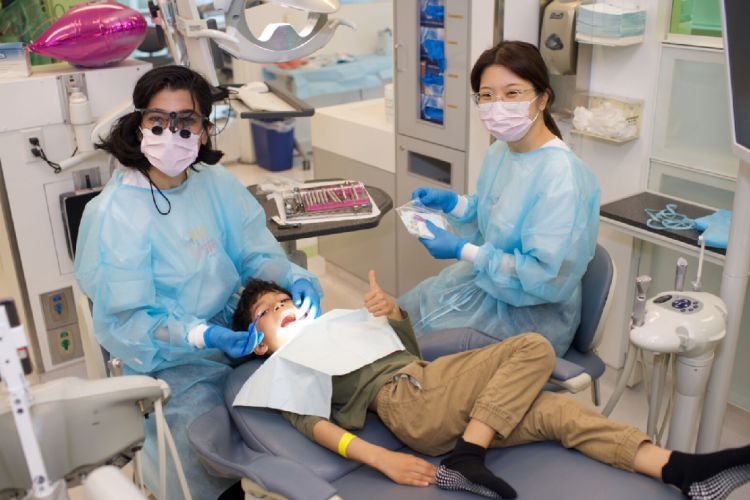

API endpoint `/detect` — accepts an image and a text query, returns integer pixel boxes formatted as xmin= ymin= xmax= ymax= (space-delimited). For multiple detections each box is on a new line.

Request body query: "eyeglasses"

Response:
xmin=137 ymin=108 xmax=207 ymax=136
xmin=471 ymin=88 xmax=536 ymax=106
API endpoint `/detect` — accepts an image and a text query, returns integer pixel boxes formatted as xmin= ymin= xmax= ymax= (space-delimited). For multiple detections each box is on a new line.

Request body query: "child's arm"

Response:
xmin=311 ymin=419 xmax=436 ymax=487
xmin=364 ymin=270 xmax=403 ymax=321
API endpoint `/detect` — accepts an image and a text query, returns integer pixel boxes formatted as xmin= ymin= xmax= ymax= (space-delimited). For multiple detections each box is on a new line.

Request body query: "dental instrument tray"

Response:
xmin=282 ymin=181 xmax=374 ymax=221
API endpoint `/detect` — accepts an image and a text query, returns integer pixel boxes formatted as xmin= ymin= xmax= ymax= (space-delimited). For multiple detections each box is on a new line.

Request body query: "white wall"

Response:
xmin=233 ymin=1 xmax=393 ymax=83
xmin=565 ymin=1 xmax=673 ymax=369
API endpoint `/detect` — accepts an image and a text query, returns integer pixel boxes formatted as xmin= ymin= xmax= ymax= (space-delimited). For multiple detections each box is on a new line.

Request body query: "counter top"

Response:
xmin=311 ymin=98 xmax=395 ymax=173
xmin=600 ymin=191 xmax=725 ymax=264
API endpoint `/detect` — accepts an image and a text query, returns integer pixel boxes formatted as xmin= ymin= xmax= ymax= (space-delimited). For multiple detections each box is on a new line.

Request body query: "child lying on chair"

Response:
xmin=231 ymin=272 xmax=750 ymax=500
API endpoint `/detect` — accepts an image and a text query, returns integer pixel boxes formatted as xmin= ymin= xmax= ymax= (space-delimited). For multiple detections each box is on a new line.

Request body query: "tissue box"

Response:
xmin=0 ymin=43 xmax=31 ymax=79
xmin=576 ymin=3 xmax=646 ymax=46
xmin=571 ymin=93 xmax=643 ymax=143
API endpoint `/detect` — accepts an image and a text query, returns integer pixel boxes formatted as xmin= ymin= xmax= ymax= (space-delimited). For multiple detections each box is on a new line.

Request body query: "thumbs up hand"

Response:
xmin=363 ymin=270 xmax=403 ymax=320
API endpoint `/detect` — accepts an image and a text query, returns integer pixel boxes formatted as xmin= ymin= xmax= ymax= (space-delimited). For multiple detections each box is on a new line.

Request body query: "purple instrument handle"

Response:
xmin=305 ymin=198 xmax=370 ymax=212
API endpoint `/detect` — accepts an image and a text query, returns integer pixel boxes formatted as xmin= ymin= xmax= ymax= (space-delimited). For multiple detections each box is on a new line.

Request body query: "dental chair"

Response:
xmin=188 ymin=245 xmax=681 ymax=499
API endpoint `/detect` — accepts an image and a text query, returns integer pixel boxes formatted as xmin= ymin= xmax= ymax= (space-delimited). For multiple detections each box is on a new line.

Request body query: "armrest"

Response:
xmin=189 ymin=406 xmax=338 ymax=500
xmin=241 ymin=455 xmax=338 ymax=500
xmin=551 ymin=357 xmax=585 ymax=381
xmin=549 ymin=357 xmax=591 ymax=393
xmin=417 ymin=328 xmax=591 ymax=391
xmin=417 ymin=328 xmax=498 ymax=361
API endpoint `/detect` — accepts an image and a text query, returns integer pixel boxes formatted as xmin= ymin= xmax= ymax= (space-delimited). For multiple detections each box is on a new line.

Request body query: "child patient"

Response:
xmin=232 ymin=272 xmax=750 ymax=500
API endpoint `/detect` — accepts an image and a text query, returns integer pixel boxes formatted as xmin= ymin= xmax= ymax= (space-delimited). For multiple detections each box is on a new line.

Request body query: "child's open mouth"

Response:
xmin=280 ymin=315 xmax=297 ymax=328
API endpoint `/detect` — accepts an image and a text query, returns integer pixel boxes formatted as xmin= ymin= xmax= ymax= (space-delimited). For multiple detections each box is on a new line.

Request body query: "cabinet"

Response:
xmin=312 ymin=99 xmax=397 ymax=295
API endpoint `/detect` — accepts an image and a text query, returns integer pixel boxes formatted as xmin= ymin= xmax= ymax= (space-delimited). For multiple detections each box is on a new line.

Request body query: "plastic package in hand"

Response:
xmin=396 ymin=200 xmax=450 ymax=240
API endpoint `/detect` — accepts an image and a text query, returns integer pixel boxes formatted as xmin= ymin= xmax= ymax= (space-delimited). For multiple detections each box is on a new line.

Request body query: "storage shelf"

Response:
xmin=575 ymin=32 xmax=644 ymax=47
xmin=571 ymin=128 xmax=638 ymax=144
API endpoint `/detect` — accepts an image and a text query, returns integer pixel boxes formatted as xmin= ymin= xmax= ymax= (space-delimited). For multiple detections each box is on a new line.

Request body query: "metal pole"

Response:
xmin=697 ymin=160 xmax=750 ymax=451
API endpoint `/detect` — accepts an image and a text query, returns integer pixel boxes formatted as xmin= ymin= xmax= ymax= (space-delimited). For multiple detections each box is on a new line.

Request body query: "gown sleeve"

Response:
xmin=446 ymin=141 xmax=506 ymax=244
xmin=472 ymin=154 xmax=599 ymax=307
xmin=75 ymin=194 xmax=203 ymax=373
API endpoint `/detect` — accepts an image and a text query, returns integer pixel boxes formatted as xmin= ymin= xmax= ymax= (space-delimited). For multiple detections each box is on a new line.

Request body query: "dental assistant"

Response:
xmin=74 ymin=66 xmax=321 ymax=499
xmin=399 ymin=41 xmax=600 ymax=356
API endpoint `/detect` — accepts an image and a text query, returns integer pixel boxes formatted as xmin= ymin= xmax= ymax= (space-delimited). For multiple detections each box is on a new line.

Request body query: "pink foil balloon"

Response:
xmin=29 ymin=1 xmax=147 ymax=67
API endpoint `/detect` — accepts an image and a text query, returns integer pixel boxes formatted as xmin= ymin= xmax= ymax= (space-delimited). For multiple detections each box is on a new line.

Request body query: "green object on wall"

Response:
xmin=670 ymin=0 xmax=722 ymax=38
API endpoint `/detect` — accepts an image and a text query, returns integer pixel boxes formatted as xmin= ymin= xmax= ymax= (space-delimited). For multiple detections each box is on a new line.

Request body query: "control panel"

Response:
xmin=652 ymin=294 xmax=703 ymax=314
xmin=39 ymin=287 xmax=82 ymax=364
xmin=630 ymin=291 xmax=726 ymax=356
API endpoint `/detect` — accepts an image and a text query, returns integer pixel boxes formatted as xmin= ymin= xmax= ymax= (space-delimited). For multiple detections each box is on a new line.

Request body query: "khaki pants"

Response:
xmin=375 ymin=333 xmax=648 ymax=472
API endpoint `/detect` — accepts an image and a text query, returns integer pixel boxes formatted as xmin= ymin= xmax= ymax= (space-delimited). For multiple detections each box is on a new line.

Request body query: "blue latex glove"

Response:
xmin=412 ymin=187 xmax=459 ymax=213
xmin=418 ymin=220 xmax=466 ymax=260
xmin=204 ymin=324 xmax=264 ymax=358
xmin=694 ymin=209 xmax=731 ymax=249
xmin=291 ymin=279 xmax=321 ymax=318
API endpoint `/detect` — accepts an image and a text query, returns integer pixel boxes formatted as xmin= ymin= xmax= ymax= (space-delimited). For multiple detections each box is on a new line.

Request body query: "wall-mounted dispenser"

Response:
xmin=539 ymin=0 xmax=592 ymax=119
xmin=540 ymin=0 xmax=582 ymax=75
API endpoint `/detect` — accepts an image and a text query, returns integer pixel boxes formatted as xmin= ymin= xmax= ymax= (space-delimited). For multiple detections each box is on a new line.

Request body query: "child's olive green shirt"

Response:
xmin=281 ymin=316 xmax=421 ymax=440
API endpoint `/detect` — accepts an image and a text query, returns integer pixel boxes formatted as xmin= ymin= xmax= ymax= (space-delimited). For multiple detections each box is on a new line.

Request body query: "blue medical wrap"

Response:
xmin=694 ymin=209 xmax=732 ymax=249
xmin=75 ymin=164 xmax=320 ymax=498
xmin=399 ymin=142 xmax=601 ymax=356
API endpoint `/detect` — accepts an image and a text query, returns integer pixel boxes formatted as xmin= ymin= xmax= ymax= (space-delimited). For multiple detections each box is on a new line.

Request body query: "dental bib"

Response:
xmin=233 ymin=308 xmax=405 ymax=418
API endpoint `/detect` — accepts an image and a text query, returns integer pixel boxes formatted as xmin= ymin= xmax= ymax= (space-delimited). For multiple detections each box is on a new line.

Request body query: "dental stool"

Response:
xmin=188 ymin=327 xmax=680 ymax=499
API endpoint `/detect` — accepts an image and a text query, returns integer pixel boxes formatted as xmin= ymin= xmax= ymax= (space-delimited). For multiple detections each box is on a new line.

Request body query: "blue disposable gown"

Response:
xmin=75 ymin=164 xmax=320 ymax=499
xmin=399 ymin=142 xmax=600 ymax=356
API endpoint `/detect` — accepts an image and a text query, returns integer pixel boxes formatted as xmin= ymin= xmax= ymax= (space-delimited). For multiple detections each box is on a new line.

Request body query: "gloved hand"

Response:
xmin=291 ymin=279 xmax=321 ymax=318
xmin=419 ymin=220 xmax=466 ymax=260
xmin=204 ymin=323 xmax=264 ymax=358
xmin=412 ymin=187 xmax=459 ymax=213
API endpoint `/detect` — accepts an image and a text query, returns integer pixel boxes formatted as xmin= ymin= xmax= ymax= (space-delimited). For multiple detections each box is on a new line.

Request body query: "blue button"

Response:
xmin=52 ymin=295 xmax=62 ymax=302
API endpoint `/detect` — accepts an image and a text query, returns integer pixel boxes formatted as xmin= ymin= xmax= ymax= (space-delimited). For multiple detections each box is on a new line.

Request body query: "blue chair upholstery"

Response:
xmin=186 ymin=245 xmax=676 ymax=499
xmin=189 ymin=327 xmax=679 ymax=499
xmin=420 ymin=245 xmax=614 ymax=399
xmin=552 ymin=244 xmax=613 ymax=403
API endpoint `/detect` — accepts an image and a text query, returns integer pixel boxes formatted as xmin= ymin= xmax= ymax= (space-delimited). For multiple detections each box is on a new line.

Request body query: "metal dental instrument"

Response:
xmin=241 ymin=313 xmax=263 ymax=356
xmin=675 ymin=257 xmax=688 ymax=292
xmin=632 ymin=275 xmax=652 ymax=328
xmin=692 ymin=236 xmax=706 ymax=292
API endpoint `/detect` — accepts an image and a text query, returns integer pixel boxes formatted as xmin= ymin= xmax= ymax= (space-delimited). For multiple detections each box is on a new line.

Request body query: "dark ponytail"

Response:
xmin=95 ymin=65 xmax=223 ymax=170
xmin=470 ymin=41 xmax=562 ymax=140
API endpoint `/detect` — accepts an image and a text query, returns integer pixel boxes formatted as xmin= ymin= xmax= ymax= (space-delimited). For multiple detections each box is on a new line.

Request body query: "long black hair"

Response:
xmin=96 ymin=65 xmax=223 ymax=170
xmin=470 ymin=41 xmax=562 ymax=139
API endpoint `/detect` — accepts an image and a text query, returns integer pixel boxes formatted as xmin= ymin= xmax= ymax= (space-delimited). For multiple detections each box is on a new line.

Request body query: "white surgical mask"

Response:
xmin=478 ymin=96 xmax=540 ymax=143
xmin=140 ymin=128 xmax=200 ymax=177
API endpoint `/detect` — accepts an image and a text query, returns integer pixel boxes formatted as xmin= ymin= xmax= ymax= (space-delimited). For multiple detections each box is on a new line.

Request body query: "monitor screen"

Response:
xmin=723 ymin=0 xmax=750 ymax=159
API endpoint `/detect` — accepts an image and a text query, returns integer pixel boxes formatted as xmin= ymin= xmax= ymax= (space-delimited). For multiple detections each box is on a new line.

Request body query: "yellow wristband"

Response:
xmin=337 ymin=432 xmax=357 ymax=458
